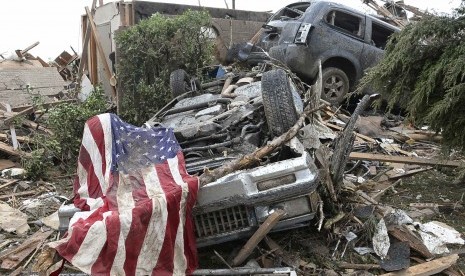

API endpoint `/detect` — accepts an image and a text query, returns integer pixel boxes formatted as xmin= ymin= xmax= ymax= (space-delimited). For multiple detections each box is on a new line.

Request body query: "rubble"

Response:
xmin=1 ymin=1 xmax=464 ymax=275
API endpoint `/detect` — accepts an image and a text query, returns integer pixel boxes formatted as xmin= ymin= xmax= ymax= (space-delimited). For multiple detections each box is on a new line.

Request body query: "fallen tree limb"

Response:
xmin=331 ymin=95 xmax=372 ymax=188
xmin=349 ymin=152 xmax=464 ymax=167
xmin=199 ymin=103 xmax=327 ymax=186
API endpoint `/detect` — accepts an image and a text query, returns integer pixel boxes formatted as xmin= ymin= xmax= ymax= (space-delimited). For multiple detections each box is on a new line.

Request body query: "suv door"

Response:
xmin=361 ymin=18 xmax=396 ymax=70
xmin=315 ymin=8 xmax=366 ymax=63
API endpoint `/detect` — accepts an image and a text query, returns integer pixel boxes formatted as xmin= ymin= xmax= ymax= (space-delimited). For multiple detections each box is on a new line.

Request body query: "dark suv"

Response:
xmin=255 ymin=1 xmax=399 ymax=104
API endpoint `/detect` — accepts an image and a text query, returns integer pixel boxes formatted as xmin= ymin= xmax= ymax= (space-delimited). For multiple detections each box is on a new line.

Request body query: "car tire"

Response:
xmin=261 ymin=69 xmax=300 ymax=137
xmin=269 ymin=46 xmax=286 ymax=64
xmin=170 ymin=69 xmax=190 ymax=98
xmin=321 ymin=67 xmax=350 ymax=105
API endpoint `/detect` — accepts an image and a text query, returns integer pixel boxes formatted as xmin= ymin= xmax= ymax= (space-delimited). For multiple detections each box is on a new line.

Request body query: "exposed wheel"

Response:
xmin=321 ymin=67 xmax=350 ymax=105
xmin=261 ymin=69 xmax=300 ymax=137
xmin=269 ymin=46 xmax=286 ymax=64
xmin=170 ymin=69 xmax=190 ymax=98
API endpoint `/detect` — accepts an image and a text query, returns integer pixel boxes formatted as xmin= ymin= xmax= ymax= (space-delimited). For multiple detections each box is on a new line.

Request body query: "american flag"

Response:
xmin=51 ymin=113 xmax=199 ymax=275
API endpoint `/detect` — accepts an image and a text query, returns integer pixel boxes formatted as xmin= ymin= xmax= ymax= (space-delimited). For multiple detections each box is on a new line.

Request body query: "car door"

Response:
xmin=361 ymin=17 xmax=397 ymax=71
xmin=313 ymin=8 xmax=366 ymax=63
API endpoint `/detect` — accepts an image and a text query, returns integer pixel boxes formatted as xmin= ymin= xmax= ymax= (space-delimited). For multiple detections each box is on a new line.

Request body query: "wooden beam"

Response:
xmin=85 ymin=6 xmax=117 ymax=101
xmin=0 ymin=134 xmax=31 ymax=144
xmin=381 ymin=254 xmax=459 ymax=276
xmin=0 ymin=190 xmax=36 ymax=200
xmin=232 ymin=209 xmax=285 ymax=266
xmin=349 ymin=152 xmax=464 ymax=167
xmin=3 ymin=107 xmax=34 ymax=125
xmin=0 ymin=142 xmax=30 ymax=157
xmin=325 ymin=122 xmax=377 ymax=143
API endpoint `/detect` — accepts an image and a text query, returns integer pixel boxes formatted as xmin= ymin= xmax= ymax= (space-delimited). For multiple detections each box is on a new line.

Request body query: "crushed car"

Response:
xmin=249 ymin=1 xmax=399 ymax=105
xmin=58 ymin=67 xmax=321 ymax=248
xmin=145 ymin=67 xmax=320 ymax=247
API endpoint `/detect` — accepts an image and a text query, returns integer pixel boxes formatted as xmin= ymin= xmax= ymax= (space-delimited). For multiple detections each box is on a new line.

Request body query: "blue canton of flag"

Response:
xmin=110 ymin=115 xmax=180 ymax=173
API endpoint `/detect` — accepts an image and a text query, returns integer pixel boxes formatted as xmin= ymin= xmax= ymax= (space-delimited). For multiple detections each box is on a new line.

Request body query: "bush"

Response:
xmin=23 ymin=88 xmax=108 ymax=179
xmin=116 ymin=10 xmax=214 ymax=125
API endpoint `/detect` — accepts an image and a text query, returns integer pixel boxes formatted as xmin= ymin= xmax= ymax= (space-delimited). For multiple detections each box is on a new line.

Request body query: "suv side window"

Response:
xmin=371 ymin=22 xmax=395 ymax=49
xmin=325 ymin=10 xmax=363 ymax=38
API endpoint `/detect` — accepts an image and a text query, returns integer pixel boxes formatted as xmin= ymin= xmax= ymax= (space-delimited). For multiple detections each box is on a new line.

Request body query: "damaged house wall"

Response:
xmin=82 ymin=1 xmax=270 ymax=99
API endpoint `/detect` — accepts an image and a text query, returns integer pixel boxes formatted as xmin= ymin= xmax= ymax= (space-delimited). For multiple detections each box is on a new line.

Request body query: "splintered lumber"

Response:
xmin=324 ymin=122 xmax=377 ymax=143
xmin=0 ymin=160 xmax=16 ymax=171
xmin=380 ymin=254 xmax=459 ymax=276
xmin=0 ymin=179 xmax=19 ymax=190
xmin=0 ymin=141 xmax=30 ymax=157
xmin=22 ymin=120 xmax=53 ymax=135
xmin=3 ymin=107 xmax=34 ymax=125
xmin=11 ymin=99 xmax=76 ymax=112
xmin=338 ymin=262 xmax=380 ymax=270
xmin=349 ymin=152 xmax=464 ymax=167
xmin=388 ymin=225 xmax=433 ymax=259
xmin=85 ymin=6 xmax=117 ymax=100
xmin=232 ymin=209 xmax=285 ymax=266
xmin=0 ymin=134 xmax=31 ymax=144
xmin=0 ymin=229 xmax=53 ymax=270
xmin=199 ymin=103 xmax=327 ymax=186
xmin=0 ymin=191 xmax=36 ymax=200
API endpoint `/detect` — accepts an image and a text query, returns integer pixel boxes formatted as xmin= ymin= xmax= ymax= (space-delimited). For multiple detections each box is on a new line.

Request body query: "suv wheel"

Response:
xmin=321 ymin=67 xmax=349 ymax=105
xmin=170 ymin=69 xmax=190 ymax=98
xmin=262 ymin=69 xmax=300 ymax=137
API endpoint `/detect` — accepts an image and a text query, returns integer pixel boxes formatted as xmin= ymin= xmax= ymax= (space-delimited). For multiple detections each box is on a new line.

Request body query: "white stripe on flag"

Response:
xmin=136 ymin=167 xmax=168 ymax=274
xmin=81 ymin=124 xmax=107 ymax=194
xmin=71 ymin=211 xmax=112 ymax=273
xmin=98 ymin=114 xmax=113 ymax=187
xmin=168 ymin=156 xmax=189 ymax=275
xmin=110 ymin=174 xmax=135 ymax=275
xmin=76 ymin=161 xmax=89 ymax=198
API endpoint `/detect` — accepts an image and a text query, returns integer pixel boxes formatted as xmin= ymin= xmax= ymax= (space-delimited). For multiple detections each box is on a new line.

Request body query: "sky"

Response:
xmin=0 ymin=0 xmax=461 ymax=60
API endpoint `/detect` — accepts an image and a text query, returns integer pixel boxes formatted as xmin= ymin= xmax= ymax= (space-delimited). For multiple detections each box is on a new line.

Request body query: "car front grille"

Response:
xmin=194 ymin=206 xmax=250 ymax=238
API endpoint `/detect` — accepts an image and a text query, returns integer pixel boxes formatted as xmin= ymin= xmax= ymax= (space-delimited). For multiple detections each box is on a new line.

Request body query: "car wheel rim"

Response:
xmin=323 ymin=75 xmax=345 ymax=100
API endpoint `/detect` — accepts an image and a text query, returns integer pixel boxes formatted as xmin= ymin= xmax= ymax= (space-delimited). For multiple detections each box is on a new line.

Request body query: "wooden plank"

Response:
xmin=0 ymin=229 xmax=53 ymax=270
xmin=3 ymin=107 xmax=34 ymax=125
xmin=325 ymin=122 xmax=377 ymax=143
xmin=20 ymin=41 xmax=40 ymax=56
xmin=22 ymin=120 xmax=53 ymax=135
xmin=0 ymin=160 xmax=15 ymax=171
xmin=381 ymin=254 xmax=459 ymax=276
xmin=349 ymin=152 xmax=464 ymax=167
xmin=0 ymin=179 xmax=18 ymax=190
xmin=0 ymin=142 xmax=26 ymax=157
xmin=11 ymin=99 xmax=76 ymax=112
xmin=85 ymin=6 xmax=117 ymax=101
xmin=388 ymin=167 xmax=433 ymax=180
xmin=388 ymin=225 xmax=433 ymax=259
xmin=4 ymin=103 xmax=19 ymax=150
xmin=0 ymin=191 xmax=36 ymax=200
xmin=232 ymin=209 xmax=285 ymax=266
xmin=0 ymin=134 xmax=32 ymax=144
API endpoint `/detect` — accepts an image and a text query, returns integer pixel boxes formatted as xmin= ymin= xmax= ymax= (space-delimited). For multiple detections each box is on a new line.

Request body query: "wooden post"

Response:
xmin=85 ymin=6 xmax=117 ymax=101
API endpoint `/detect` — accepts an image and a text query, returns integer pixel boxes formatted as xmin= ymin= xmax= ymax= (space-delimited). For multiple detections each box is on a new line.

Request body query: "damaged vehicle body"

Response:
xmin=145 ymin=68 xmax=319 ymax=247
xmin=252 ymin=1 xmax=399 ymax=105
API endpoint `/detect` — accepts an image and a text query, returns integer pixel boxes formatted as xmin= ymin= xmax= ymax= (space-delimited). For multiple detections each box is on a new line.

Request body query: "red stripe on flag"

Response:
xmin=86 ymin=117 xmax=107 ymax=190
xmin=55 ymin=205 xmax=107 ymax=262
xmin=177 ymin=153 xmax=199 ymax=274
xmin=91 ymin=210 xmax=121 ymax=275
xmin=152 ymin=162 xmax=182 ymax=276
xmin=123 ymin=175 xmax=153 ymax=275
xmin=78 ymin=144 xmax=103 ymax=199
